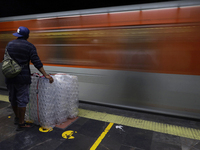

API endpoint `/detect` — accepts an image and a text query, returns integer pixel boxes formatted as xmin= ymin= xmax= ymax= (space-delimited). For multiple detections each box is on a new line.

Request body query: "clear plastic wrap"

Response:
xmin=25 ymin=73 xmax=79 ymax=129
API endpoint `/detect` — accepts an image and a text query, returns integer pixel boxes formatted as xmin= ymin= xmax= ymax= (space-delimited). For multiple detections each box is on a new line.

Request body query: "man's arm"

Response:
xmin=29 ymin=44 xmax=53 ymax=83
xmin=38 ymin=67 xmax=54 ymax=83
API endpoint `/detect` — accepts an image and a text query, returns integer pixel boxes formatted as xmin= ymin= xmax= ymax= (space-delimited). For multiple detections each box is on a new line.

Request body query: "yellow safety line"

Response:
xmin=90 ymin=122 xmax=114 ymax=150
xmin=0 ymin=95 xmax=9 ymax=102
xmin=1 ymin=95 xmax=199 ymax=140
xmin=78 ymin=108 xmax=200 ymax=140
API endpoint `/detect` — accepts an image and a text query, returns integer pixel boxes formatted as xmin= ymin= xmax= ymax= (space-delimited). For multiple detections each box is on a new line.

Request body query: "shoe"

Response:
xmin=16 ymin=122 xmax=34 ymax=131
xmin=14 ymin=117 xmax=19 ymax=125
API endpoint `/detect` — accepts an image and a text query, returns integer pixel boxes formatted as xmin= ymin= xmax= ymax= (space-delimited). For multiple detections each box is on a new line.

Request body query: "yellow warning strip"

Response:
xmin=0 ymin=95 xmax=9 ymax=102
xmin=1 ymin=95 xmax=200 ymax=140
xmin=78 ymin=108 xmax=200 ymax=140
xmin=90 ymin=122 xmax=114 ymax=150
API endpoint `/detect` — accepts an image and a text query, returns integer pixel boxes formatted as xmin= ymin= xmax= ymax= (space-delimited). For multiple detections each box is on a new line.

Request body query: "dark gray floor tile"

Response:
xmin=119 ymin=145 xmax=145 ymax=150
xmin=152 ymin=132 xmax=181 ymax=146
xmin=0 ymin=126 xmax=66 ymax=150
xmin=0 ymin=125 xmax=17 ymax=143
xmin=21 ymin=139 xmax=63 ymax=150
xmin=0 ymin=101 xmax=9 ymax=109
xmin=0 ymin=104 xmax=13 ymax=120
xmin=97 ymin=124 xmax=127 ymax=150
xmin=96 ymin=144 xmax=115 ymax=150
xmin=55 ymin=133 xmax=96 ymax=150
xmin=73 ymin=117 xmax=89 ymax=126
xmin=0 ymin=113 xmax=16 ymax=125
xmin=193 ymin=140 xmax=200 ymax=149
xmin=77 ymin=119 xmax=109 ymax=138
xmin=0 ymin=112 xmax=19 ymax=143
xmin=151 ymin=141 xmax=182 ymax=150
xmin=123 ymin=127 xmax=153 ymax=150
xmin=189 ymin=148 xmax=200 ymax=150
xmin=180 ymin=137 xmax=200 ymax=150
xmin=0 ymin=90 xmax=8 ymax=96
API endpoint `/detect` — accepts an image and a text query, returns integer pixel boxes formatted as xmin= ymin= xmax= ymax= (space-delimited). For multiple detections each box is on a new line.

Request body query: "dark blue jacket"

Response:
xmin=5 ymin=38 xmax=43 ymax=84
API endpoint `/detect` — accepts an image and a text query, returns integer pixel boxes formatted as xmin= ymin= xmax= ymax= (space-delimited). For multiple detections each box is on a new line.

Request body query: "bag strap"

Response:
xmin=4 ymin=48 xmax=11 ymax=59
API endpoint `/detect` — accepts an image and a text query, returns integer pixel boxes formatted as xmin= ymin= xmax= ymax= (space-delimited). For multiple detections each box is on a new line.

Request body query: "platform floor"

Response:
xmin=0 ymin=90 xmax=200 ymax=150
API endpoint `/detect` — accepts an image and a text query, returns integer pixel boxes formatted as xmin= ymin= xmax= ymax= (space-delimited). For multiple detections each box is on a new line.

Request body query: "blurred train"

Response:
xmin=0 ymin=0 xmax=200 ymax=119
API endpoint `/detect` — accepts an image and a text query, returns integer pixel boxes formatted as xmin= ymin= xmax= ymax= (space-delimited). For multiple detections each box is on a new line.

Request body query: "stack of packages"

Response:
xmin=25 ymin=73 xmax=79 ymax=129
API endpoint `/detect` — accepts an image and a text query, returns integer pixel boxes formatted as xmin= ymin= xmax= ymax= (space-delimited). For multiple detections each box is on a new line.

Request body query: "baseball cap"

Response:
xmin=13 ymin=26 xmax=30 ymax=37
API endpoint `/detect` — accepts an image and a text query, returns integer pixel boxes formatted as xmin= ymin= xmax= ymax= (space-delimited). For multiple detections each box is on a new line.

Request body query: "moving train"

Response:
xmin=0 ymin=0 xmax=200 ymax=119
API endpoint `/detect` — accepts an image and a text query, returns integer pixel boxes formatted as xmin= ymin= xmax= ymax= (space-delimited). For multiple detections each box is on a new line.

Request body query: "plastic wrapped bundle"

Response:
xmin=25 ymin=73 xmax=79 ymax=129
xmin=64 ymin=75 xmax=79 ymax=118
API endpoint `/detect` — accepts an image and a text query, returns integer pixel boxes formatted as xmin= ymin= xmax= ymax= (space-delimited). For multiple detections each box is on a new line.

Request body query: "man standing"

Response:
xmin=5 ymin=26 xmax=54 ymax=131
